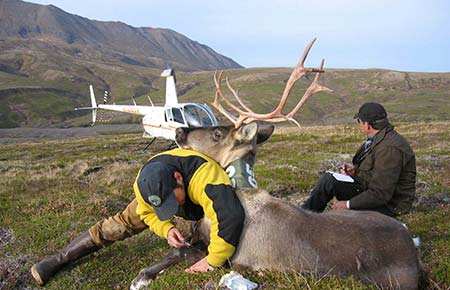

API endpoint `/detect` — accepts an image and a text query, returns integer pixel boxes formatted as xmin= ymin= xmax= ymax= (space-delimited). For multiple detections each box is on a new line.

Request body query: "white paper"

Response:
xmin=326 ymin=171 xmax=355 ymax=183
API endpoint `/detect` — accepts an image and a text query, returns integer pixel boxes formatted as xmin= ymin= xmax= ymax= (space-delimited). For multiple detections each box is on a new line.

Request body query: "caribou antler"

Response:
xmin=212 ymin=37 xmax=333 ymax=128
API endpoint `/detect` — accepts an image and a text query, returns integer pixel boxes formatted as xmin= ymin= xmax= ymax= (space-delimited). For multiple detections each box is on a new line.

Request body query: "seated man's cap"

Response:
xmin=137 ymin=162 xmax=178 ymax=221
xmin=353 ymin=102 xmax=387 ymax=122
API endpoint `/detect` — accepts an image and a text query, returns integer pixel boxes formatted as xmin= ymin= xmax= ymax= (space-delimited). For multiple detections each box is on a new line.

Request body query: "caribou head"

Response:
xmin=175 ymin=122 xmax=274 ymax=168
xmin=176 ymin=37 xmax=332 ymax=168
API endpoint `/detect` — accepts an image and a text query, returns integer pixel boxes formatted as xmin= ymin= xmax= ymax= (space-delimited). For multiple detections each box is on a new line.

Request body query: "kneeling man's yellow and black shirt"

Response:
xmin=134 ymin=148 xmax=245 ymax=267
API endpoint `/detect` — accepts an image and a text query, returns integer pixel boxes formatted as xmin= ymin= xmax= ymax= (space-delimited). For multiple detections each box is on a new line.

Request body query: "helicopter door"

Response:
xmin=165 ymin=108 xmax=187 ymax=126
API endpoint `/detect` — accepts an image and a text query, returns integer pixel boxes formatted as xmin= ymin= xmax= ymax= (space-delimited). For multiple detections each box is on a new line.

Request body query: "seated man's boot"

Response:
xmin=30 ymin=231 xmax=101 ymax=285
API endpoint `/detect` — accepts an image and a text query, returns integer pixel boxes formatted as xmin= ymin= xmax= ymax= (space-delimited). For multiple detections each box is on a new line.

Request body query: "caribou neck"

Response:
xmin=225 ymin=159 xmax=258 ymax=190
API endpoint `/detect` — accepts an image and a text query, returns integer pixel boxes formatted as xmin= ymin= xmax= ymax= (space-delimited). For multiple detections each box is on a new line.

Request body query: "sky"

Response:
xmin=28 ymin=0 xmax=450 ymax=72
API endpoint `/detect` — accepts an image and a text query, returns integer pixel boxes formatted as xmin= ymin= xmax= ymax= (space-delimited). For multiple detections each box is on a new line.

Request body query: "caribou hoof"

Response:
xmin=129 ymin=268 xmax=161 ymax=290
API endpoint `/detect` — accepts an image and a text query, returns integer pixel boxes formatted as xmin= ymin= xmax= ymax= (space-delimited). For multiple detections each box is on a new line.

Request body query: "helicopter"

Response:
xmin=75 ymin=69 xmax=218 ymax=143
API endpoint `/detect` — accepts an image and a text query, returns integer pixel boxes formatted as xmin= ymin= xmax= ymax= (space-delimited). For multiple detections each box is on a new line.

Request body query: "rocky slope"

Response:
xmin=0 ymin=0 xmax=242 ymax=71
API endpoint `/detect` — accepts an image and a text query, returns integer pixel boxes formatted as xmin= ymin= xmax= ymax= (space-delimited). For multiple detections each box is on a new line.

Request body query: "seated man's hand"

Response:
xmin=340 ymin=163 xmax=355 ymax=176
xmin=167 ymin=227 xmax=186 ymax=248
xmin=185 ymin=256 xmax=214 ymax=273
xmin=332 ymin=200 xmax=349 ymax=210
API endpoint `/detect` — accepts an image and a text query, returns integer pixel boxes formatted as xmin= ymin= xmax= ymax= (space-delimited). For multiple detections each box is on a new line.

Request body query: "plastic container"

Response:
xmin=219 ymin=271 xmax=258 ymax=290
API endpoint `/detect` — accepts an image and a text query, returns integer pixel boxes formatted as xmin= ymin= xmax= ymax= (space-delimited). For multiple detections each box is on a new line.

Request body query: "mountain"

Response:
xmin=0 ymin=0 xmax=242 ymax=71
xmin=0 ymin=0 xmax=244 ymax=127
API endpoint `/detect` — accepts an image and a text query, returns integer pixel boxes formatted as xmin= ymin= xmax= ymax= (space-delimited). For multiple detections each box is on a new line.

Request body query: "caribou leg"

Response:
xmin=130 ymin=242 xmax=207 ymax=290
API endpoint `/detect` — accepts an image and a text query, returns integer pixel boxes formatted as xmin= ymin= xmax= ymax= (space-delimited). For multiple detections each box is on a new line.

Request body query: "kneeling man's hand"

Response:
xmin=167 ymin=227 xmax=186 ymax=248
xmin=185 ymin=257 xmax=214 ymax=273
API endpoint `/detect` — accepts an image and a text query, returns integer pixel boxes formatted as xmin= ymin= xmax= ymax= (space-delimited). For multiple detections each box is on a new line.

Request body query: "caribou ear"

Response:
xmin=255 ymin=121 xmax=275 ymax=144
xmin=235 ymin=122 xmax=258 ymax=142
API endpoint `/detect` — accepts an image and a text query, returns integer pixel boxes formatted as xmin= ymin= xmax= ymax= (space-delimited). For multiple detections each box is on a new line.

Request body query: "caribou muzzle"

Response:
xmin=175 ymin=127 xmax=188 ymax=148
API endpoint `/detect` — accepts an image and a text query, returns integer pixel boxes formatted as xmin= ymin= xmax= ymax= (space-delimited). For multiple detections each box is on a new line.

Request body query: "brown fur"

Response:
xmin=231 ymin=188 xmax=420 ymax=289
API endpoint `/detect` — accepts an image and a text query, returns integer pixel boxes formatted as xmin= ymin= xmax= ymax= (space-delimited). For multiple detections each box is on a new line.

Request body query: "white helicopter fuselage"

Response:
xmin=142 ymin=103 xmax=216 ymax=140
xmin=76 ymin=69 xmax=218 ymax=140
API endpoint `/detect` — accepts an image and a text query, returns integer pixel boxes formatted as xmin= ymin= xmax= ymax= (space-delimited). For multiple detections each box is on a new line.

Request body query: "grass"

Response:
xmin=0 ymin=121 xmax=449 ymax=289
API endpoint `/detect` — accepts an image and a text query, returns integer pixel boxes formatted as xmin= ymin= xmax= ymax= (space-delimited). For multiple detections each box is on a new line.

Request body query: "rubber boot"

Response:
xmin=30 ymin=231 xmax=101 ymax=285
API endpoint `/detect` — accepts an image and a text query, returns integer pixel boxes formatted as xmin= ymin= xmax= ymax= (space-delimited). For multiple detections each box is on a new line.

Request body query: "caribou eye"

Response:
xmin=213 ymin=129 xmax=222 ymax=141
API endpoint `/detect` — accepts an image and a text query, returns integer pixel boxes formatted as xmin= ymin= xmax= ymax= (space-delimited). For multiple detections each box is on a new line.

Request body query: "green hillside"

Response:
xmin=1 ymin=64 xmax=449 ymax=128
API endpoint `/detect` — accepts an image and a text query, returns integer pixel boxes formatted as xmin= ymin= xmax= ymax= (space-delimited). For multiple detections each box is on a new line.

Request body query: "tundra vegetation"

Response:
xmin=0 ymin=121 xmax=449 ymax=289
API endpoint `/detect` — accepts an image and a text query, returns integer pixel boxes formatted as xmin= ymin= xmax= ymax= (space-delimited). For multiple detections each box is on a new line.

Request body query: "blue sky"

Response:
xmin=29 ymin=0 xmax=450 ymax=72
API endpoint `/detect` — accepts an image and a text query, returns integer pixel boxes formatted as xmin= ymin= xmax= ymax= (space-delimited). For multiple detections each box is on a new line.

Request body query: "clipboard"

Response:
xmin=326 ymin=171 xmax=355 ymax=183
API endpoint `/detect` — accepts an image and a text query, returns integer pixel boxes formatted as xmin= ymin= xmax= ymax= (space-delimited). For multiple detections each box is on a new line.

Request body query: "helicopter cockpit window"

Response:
xmin=171 ymin=108 xmax=184 ymax=124
xmin=184 ymin=105 xmax=214 ymax=127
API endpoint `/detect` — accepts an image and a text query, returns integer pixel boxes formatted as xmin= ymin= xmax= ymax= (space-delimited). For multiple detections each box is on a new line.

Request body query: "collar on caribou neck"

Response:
xmin=225 ymin=159 xmax=258 ymax=189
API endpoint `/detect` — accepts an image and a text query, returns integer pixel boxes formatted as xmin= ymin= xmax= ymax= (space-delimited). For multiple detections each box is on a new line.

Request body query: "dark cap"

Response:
xmin=353 ymin=102 xmax=387 ymax=122
xmin=136 ymin=162 xmax=178 ymax=221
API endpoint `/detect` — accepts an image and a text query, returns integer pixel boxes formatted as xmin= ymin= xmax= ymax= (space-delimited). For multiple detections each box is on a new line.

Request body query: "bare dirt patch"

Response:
xmin=0 ymin=124 xmax=142 ymax=144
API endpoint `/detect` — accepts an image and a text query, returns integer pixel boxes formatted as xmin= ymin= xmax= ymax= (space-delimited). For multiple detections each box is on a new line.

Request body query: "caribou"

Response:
xmin=130 ymin=38 xmax=420 ymax=290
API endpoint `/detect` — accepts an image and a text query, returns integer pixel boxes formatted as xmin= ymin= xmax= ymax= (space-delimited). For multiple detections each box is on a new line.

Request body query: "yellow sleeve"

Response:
xmin=134 ymin=177 xmax=175 ymax=239
xmin=189 ymin=162 xmax=245 ymax=267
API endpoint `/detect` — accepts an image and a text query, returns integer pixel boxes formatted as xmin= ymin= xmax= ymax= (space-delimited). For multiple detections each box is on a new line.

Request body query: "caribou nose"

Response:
xmin=175 ymin=127 xmax=186 ymax=144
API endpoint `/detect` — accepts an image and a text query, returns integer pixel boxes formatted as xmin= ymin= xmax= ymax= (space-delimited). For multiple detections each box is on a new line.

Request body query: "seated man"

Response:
xmin=302 ymin=102 xmax=416 ymax=217
xmin=31 ymin=148 xmax=245 ymax=285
